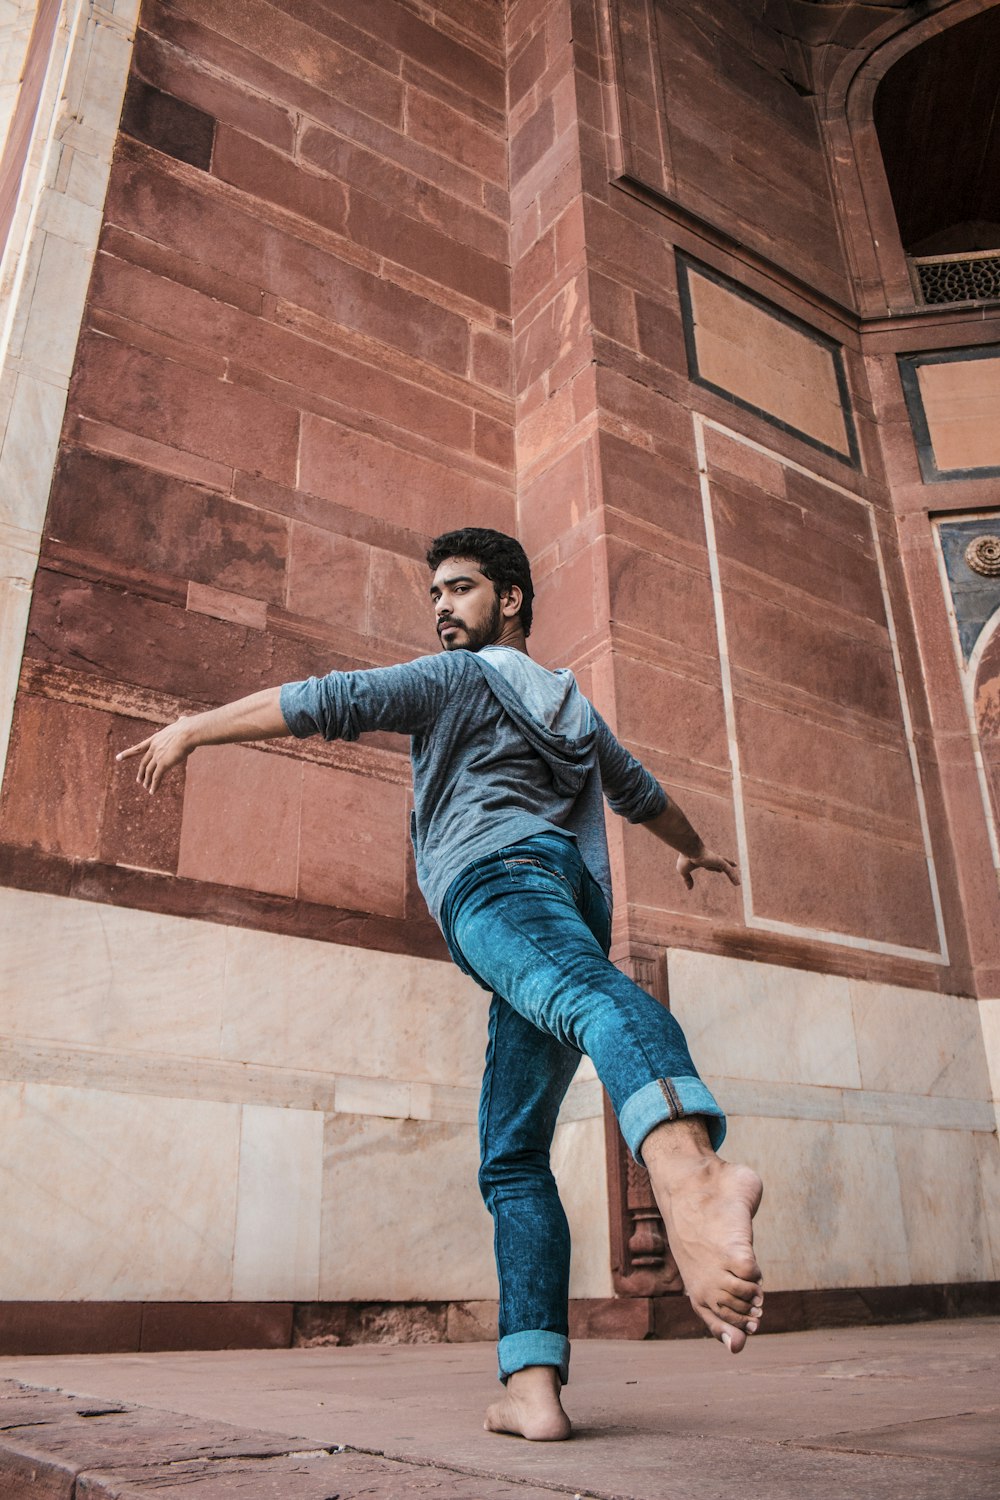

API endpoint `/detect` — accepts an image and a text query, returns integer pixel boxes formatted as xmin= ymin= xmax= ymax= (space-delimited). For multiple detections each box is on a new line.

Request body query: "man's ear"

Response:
xmin=500 ymin=584 xmax=523 ymax=620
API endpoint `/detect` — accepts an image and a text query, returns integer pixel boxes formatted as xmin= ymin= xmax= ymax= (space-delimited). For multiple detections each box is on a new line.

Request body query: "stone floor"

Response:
xmin=0 ymin=1317 xmax=997 ymax=1497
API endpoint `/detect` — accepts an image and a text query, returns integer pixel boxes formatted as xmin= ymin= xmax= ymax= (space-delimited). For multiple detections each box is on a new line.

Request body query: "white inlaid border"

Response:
xmin=0 ymin=0 xmax=139 ymax=785
xmin=694 ymin=413 xmax=949 ymax=965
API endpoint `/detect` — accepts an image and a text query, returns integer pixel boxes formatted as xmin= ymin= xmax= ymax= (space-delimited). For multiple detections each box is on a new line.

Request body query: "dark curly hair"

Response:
xmin=426 ymin=528 xmax=534 ymax=636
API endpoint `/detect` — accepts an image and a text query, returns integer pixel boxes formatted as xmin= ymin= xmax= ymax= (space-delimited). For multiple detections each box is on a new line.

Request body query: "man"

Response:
xmin=119 ymin=527 xmax=763 ymax=1443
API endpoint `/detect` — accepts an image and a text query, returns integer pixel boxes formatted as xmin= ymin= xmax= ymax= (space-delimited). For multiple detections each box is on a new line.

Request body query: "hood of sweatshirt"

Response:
xmin=470 ymin=646 xmax=596 ymax=797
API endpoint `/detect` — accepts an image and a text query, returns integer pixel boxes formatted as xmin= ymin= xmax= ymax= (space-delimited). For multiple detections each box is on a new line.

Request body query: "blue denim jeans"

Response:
xmin=440 ymin=831 xmax=725 ymax=1385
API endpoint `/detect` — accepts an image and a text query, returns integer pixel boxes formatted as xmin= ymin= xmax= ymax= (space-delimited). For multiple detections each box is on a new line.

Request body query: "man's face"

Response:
xmin=429 ymin=557 xmax=502 ymax=652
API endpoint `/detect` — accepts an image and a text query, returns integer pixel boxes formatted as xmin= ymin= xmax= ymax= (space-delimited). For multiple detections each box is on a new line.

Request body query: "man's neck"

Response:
xmin=486 ymin=622 xmax=529 ymax=654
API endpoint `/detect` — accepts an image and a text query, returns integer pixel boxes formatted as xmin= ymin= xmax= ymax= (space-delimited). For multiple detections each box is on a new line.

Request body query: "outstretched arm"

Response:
xmin=642 ymin=799 xmax=740 ymax=890
xmin=116 ymin=687 xmax=289 ymax=794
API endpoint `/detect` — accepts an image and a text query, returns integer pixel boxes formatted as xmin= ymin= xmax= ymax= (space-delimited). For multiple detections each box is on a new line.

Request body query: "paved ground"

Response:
xmin=0 ymin=1317 xmax=997 ymax=1497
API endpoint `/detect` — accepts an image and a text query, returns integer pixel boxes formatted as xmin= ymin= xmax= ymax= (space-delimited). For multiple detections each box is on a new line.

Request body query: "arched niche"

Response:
xmin=820 ymin=0 xmax=1000 ymax=316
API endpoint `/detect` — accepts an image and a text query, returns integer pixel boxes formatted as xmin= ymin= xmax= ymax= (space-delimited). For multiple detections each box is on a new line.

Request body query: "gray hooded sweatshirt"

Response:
xmin=280 ymin=646 xmax=666 ymax=924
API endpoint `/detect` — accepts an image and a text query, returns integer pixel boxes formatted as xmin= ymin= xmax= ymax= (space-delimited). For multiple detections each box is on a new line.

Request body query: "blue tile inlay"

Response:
xmin=938 ymin=517 xmax=1000 ymax=663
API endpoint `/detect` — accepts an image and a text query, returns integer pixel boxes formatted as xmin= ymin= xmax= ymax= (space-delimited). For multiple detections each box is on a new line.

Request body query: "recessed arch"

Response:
xmin=820 ymin=0 xmax=1000 ymax=315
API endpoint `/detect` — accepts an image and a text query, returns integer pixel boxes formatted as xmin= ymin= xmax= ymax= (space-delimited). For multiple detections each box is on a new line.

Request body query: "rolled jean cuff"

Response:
xmin=620 ymin=1077 xmax=726 ymax=1162
xmin=497 ymin=1330 xmax=570 ymax=1386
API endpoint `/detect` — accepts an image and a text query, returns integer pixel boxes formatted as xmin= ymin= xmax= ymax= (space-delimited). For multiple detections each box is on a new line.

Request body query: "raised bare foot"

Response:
xmin=643 ymin=1118 xmax=763 ymax=1354
xmin=484 ymin=1364 xmax=572 ymax=1441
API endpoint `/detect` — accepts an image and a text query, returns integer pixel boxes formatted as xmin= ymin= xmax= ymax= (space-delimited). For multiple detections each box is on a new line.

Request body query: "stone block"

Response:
xmin=298 ymin=413 xmax=513 ymax=540
xmin=232 ymin=1104 xmax=324 ymax=1301
xmin=104 ymin=148 xmax=470 ymax=374
xmin=13 ymin=232 xmax=95 ymax=382
xmin=746 ymin=803 xmax=939 ymax=952
xmin=510 ymin=97 xmax=555 ymax=182
xmin=0 ymin=696 xmax=111 ymax=861
xmin=599 ymin=431 xmax=705 ymax=545
xmin=708 ymin=473 xmax=884 ymax=623
xmin=470 ymin=329 xmax=511 ymax=393
xmin=133 ymin=26 xmax=296 ymax=151
xmin=346 ymin=187 xmax=507 ymax=311
xmin=405 ymin=86 xmax=506 ymax=184
xmin=25 ymin=572 xmax=334 ymax=705
xmin=0 ymin=370 xmax=69 ymax=536
xmin=218 ymin=924 xmax=486 ymax=1085
xmin=298 ymin=762 xmax=407 ymax=918
xmin=212 ymin=126 xmax=348 ymax=237
xmin=119 ymin=77 xmax=216 ymax=170
xmin=178 ymin=744 xmax=302 ymax=898
xmin=285 ymin=525 xmax=370 ymax=633
xmin=298 ymin=123 xmax=505 ymax=261
xmin=68 ymin=337 xmax=299 ymax=485
xmin=613 ymin=653 xmax=730 ymax=767
xmin=0 ymin=1303 xmax=141 ymax=1357
xmin=0 ymin=885 xmax=227 ymax=1057
xmin=723 ymin=585 xmax=900 ymax=725
xmin=395 ymin=6 xmax=504 ymax=110
xmin=733 ymin=698 xmax=920 ymax=830
xmin=605 ymin=533 xmax=716 ymax=655
xmin=667 ymin=950 xmax=861 ymax=1089
xmin=851 ymin=982 xmax=991 ymax=1101
xmin=893 ymin=1126 xmax=994 ymax=1284
xmin=46 ymin=447 xmax=289 ymax=602
xmin=367 ymin=548 xmax=438 ymax=653
xmin=320 ymin=1115 xmax=492 ymax=1300
xmin=517 ymin=437 xmax=596 ymax=561
xmin=172 ymin=0 xmax=404 ymax=126
xmin=473 ymin=410 xmax=515 ymax=470
xmin=552 ymin=1116 xmax=613 ymax=1298
xmin=0 ymin=1083 xmax=240 ymax=1299
xmin=101 ymin=713 xmax=185 ymax=875
xmin=723 ymin=1114 xmax=910 ymax=1291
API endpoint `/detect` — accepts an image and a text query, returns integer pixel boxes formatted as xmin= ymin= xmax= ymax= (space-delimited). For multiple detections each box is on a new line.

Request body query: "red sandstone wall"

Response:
xmin=0 ymin=0 xmax=513 ymax=954
xmin=504 ymin=0 xmax=976 ymax=994
xmin=1 ymin=0 xmax=996 ymax=1001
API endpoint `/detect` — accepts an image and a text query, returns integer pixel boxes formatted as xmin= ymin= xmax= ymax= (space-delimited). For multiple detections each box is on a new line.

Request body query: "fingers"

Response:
xmin=116 ymin=737 xmax=152 ymax=762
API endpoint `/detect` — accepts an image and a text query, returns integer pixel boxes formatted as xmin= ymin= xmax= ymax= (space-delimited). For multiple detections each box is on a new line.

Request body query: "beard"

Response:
xmin=440 ymin=595 xmax=502 ymax=651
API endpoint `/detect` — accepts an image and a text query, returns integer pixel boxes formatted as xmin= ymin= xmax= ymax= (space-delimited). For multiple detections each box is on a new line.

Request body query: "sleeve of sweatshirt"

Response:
xmin=592 ymin=709 xmax=667 ymax=823
xmin=280 ymin=653 xmax=458 ymax=741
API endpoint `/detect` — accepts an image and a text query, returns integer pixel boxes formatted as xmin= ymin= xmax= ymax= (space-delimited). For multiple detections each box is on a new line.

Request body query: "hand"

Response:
xmin=116 ymin=717 xmax=197 ymax=794
xmin=676 ymin=847 xmax=740 ymax=891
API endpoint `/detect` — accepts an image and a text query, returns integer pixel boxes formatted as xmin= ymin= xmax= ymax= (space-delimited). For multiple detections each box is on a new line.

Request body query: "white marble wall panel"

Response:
xmin=667 ymin=948 xmax=862 ymax=1088
xmin=724 ymin=1115 xmax=912 ymax=1290
xmin=0 ymin=886 xmax=227 ymax=1055
xmin=851 ymin=981 xmax=991 ymax=1099
xmin=0 ymin=0 xmax=139 ymax=782
xmin=552 ymin=1116 xmax=614 ymax=1299
xmin=0 ymin=0 xmax=37 ymax=151
xmin=221 ymin=924 xmax=489 ymax=1088
xmin=1 ymin=889 xmax=997 ymax=1302
xmin=978 ymin=997 xmax=1000 ymax=1111
xmin=0 ymin=519 xmax=34 ymax=785
xmin=320 ymin=1115 xmax=494 ymax=1301
xmin=892 ymin=1125 xmax=994 ymax=1284
xmin=0 ymin=1081 xmax=240 ymax=1299
xmin=232 ymin=1104 xmax=324 ymax=1301
xmin=975 ymin=1130 xmax=1000 ymax=1278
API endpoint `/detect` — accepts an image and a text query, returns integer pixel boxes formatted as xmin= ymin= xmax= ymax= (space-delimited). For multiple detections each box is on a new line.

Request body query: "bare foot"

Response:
xmin=484 ymin=1365 xmax=571 ymax=1441
xmin=643 ymin=1118 xmax=763 ymax=1354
